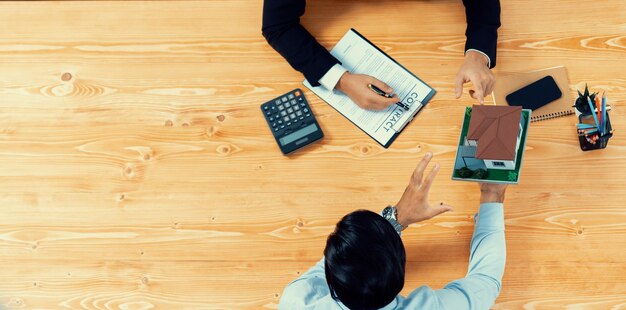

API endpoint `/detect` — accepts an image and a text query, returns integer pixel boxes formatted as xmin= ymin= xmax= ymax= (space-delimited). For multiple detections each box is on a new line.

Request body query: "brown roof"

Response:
xmin=467 ymin=105 xmax=522 ymax=161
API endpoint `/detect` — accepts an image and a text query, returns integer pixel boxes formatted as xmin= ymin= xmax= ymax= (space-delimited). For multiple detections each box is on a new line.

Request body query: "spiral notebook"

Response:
xmin=492 ymin=66 xmax=573 ymax=122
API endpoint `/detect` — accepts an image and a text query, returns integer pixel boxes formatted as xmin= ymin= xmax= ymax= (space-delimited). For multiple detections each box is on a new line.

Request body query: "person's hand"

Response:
xmin=479 ymin=183 xmax=508 ymax=204
xmin=454 ymin=50 xmax=495 ymax=104
xmin=395 ymin=152 xmax=454 ymax=227
xmin=336 ymin=72 xmax=400 ymax=110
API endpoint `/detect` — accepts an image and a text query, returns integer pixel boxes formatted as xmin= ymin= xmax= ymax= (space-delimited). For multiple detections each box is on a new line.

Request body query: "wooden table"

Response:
xmin=0 ymin=1 xmax=624 ymax=308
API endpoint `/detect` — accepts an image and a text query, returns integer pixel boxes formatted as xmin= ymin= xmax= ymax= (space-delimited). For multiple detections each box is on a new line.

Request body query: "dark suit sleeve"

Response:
xmin=262 ymin=0 xmax=340 ymax=86
xmin=462 ymin=0 xmax=501 ymax=68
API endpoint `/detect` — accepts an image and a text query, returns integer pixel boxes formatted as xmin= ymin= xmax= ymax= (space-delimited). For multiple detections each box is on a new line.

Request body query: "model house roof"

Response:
xmin=467 ymin=105 xmax=522 ymax=161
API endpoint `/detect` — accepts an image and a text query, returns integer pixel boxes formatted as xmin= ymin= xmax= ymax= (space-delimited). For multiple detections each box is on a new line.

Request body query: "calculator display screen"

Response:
xmin=279 ymin=124 xmax=318 ymax=145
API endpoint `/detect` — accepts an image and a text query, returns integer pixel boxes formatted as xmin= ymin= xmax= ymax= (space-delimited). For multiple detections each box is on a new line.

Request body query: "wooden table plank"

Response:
xmin=0 ymin=0 xmax=625 ymax=308
xmin=0 ymin=261 xmax=624 ymax=309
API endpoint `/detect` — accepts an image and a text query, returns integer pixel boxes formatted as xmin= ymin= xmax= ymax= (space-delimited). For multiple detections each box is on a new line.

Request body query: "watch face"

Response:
xmin=382 ymin=206 xmax=393 ymax=219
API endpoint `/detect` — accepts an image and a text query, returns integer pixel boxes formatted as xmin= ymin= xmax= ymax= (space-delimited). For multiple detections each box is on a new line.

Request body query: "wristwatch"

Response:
xmin=381 ymin=206 xmax=405 ymax=235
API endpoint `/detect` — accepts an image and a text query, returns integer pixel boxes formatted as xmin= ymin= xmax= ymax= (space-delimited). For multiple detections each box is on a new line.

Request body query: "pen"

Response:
xmin=595 ymin=96 xmax=601 ymax=134
xmin=601 ymin=92 xmax=607 ymax=134
xmin=587 ymin=97 xmax=600 ymax=129
xmin=576 ymin=123 xmax=596 ymax=129
xmin=367 ymin=83 xmax=409 ymax=111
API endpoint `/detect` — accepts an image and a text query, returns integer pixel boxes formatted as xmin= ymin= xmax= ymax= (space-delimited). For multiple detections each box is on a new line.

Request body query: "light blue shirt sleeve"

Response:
xmin=278 ymin=202 xmax=506 ymax=310
xmin=424 ymin=202 xmax=506 ymax=309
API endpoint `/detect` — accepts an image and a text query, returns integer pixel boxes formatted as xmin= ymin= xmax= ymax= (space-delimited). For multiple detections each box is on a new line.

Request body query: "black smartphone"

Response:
xmin=505 ymin=75 xmax=562 ymax=110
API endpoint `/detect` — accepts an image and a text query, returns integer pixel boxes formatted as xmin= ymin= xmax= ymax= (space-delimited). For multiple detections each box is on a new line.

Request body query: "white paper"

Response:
xmin=304 ymin=29 xmax=434 ymax=146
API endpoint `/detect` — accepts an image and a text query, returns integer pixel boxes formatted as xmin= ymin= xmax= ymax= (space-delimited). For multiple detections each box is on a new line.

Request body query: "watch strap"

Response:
xmin=382 ymin=206 xmax=404 ymax=235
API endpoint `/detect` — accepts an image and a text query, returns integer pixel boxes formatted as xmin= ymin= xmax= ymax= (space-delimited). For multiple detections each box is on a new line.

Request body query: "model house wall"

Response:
xmin=482 ymin=121 xmax=524 ymax=170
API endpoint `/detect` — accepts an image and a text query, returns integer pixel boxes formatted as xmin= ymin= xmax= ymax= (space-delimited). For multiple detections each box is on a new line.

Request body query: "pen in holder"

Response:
xmin=573 ymin=85 xmax=613 ymax=151
xmin=578 ymin=113 xmax=612 ymax=151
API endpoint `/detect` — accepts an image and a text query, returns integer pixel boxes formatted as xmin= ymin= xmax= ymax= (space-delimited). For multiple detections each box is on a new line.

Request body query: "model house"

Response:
xmin=463 ymin=105 xmax=524 ymax=170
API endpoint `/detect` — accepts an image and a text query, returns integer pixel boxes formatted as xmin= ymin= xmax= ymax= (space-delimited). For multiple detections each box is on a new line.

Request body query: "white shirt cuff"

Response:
xmin=465 ymin=49 xmax=491 ymax=68
xmin=318 ymin=63 xmax=348 ymax=90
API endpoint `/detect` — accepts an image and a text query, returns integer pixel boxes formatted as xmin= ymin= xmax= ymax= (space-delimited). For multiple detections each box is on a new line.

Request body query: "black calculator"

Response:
xmin=261 ymin=89 xmax=324 ymax=155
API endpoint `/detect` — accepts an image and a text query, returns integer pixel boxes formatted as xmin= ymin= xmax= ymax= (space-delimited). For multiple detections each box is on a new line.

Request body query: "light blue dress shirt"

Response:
xmin=279 ymin=203 xmax=506 ymax=310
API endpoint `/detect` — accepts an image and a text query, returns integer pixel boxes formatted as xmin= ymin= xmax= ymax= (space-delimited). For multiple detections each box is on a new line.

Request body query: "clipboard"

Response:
xmin=304 ymin=29 xmax=436 ymax=148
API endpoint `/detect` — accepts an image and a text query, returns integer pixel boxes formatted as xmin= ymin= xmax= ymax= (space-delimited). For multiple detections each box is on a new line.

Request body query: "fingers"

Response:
xmin=485 ymin=78 xmax=496 ymax=97
xmin=456 ymin=60 xmax=495 ymax=104
xmin=468 ymin=76 xmax=497 ymax=105
xmin=455 ymin=72 xmax=465 ymax=99
xmin=360 ymin=75 xmax=398 ymax=110
xmin=369 ymin=77 xmax=394 ymax=94
xmin=422 ymin=162 xmax=440 ymax=191
xmin=470 ymin=79 xmax=485 ymax=104
xmin=365 ymin=92 xmax=399 ymax=110
xmin=411 ymin=152 xmax=433 ymax=186
xmin=479 ymin=182 xmax=508 ymax=192
xmin=379 ymin=94 xmax=401 ymax=108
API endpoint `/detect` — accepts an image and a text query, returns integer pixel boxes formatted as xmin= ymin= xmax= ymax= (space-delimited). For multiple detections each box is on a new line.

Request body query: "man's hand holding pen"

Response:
xmin=336 ymin=72 xmax=400 ymax=111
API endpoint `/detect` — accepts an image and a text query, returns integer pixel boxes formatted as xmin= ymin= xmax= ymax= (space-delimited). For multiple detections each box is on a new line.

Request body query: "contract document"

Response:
xmin=304 ymin=28 xmax=436 ymax=148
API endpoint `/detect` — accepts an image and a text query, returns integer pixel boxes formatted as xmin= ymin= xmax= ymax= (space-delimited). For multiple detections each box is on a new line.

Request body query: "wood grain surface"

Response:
xmin=0 ymin=0 xmax=624 ymax=309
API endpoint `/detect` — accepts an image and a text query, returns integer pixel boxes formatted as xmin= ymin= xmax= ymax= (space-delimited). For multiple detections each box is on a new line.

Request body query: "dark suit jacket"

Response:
xmin=262 ymin=0 xmax=501 ymax=87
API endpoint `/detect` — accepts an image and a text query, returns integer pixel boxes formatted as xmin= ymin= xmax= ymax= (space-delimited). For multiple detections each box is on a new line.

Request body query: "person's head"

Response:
xmin=324 ymin=210 xmax=406 ymax=309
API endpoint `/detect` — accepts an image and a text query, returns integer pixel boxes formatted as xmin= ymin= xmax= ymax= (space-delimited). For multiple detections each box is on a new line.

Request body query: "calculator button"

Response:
xmin=285 ymin=102 xmax=291 ymax=108
xmin=298 ymin=97 xmax=303 ymax=101
xmin=296 ymin=111 xmax=303 ymax=116
xmin=269 ymin=117 xmax=274 ymax=121
xmin=290 ymin=99 xmax=297 ymax=105
xmin=300 ymin=102 xmax=305 ymax=107
xmin=282 ymin=97 xmax=288 ymax=102
xmin=275 ymin=99 xmax=281 ymax=105
xmin=278 ymin=120 xmax=283 ymax=124
xmin=295 ymin=90 xmax=301 ymax=96
xmin=283 ymin=116 xmax=290 ymax=122
xmin=299 ymin=116 xmax=304 ymax=120
xmin=287 ymin=108 xmax=294 ymax=113
xmin=288 ymin=93 xmax=295 ymax=99
xmin=278 ymin=105 xmax=284 ymax=111
xmin=263 ymin=105 xmax=269 ymax=111
xmin=287 ymin=122 xmax=291 ymax=126
xmin=303 ymin=108 xmax=309 ymax=113
xmin=293 ymin=106 xmax=299 ymax=112
xmin=280 ymin=111 xmax=287 ymax=116
xmin=266 ymin=111 xmax=271 ymax=116
xmin=280 ymin=125 xmax=285 ymax=129
xmin=274 ymin=127 xmax=279 ymax=132
xmin=290 ymin=114 xmax=296 ymax=119
xmin=305 ymin=113 xmax=311 ymax=118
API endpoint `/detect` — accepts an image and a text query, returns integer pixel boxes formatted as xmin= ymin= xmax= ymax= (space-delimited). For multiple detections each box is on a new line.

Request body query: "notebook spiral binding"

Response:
xmin=531 ymin=109 xmax=574 ymax=122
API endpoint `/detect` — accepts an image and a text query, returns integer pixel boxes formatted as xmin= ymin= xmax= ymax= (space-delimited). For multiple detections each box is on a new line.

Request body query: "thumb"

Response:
xmin=432 ymin=202 xmax=454 ymax=216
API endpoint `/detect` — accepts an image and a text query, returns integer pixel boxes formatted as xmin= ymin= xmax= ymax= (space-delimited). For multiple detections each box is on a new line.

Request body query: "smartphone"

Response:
xmin=506 ymin=75 xmax=562 ymax=110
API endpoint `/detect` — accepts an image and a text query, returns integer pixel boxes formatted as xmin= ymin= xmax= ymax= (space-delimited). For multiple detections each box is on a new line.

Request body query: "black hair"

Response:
xmin=324 ymin=210 xmax=406 ymax=310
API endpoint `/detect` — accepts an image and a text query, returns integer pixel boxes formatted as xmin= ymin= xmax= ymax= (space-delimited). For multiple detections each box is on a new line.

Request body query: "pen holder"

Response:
xmin=577 ymin=113 xmax=613 ymax=151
